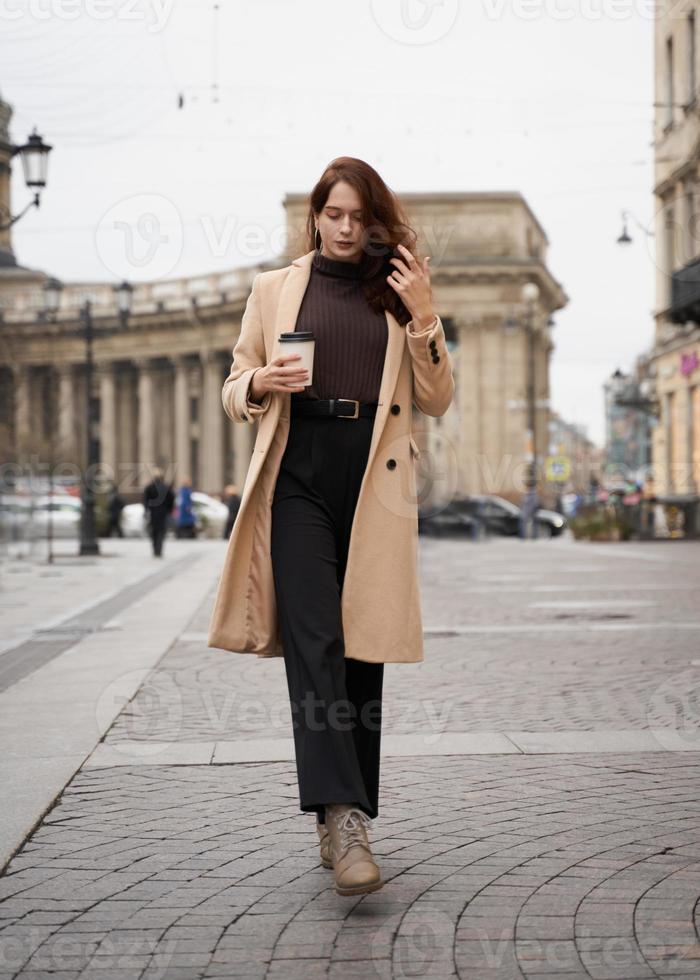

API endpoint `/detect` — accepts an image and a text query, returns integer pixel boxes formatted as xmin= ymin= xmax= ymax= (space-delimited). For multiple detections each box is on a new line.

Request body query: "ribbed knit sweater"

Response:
xmin=292 ymin=249 xmax=388 ymax=403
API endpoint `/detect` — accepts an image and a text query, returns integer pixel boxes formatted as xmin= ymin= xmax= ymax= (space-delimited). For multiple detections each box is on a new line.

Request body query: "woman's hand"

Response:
xmin=249 ymin=353 xmax=310 ymax=402
xmin=386 ymin=243 xmax=435 ymax=329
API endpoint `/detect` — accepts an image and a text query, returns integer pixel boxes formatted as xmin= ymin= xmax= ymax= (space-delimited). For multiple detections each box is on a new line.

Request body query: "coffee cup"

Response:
xmin=278 ymin=331 xmax=314 ymax=387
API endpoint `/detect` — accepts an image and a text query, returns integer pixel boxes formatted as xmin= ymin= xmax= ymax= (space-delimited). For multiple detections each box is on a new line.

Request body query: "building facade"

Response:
xmin=603 ymin=364 xmax=655 ymax=487
xmin=285 ymin=191 xmax=567 ymax=505
xmin=547 ymin=411 xmax=603 ymax=497
xmin=652 ymin=1 xmax=700 ymax=504
xmin=1 ymin=91 xmax=567 ymax=504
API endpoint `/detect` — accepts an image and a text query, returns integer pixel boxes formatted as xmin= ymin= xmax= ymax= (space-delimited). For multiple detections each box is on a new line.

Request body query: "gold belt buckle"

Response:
xmin=334 ymin=398 xmax=360 ymax=419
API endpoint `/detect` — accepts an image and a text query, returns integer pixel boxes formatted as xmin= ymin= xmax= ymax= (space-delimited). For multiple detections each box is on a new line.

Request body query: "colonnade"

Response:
xmin=7 ymin=351 xmax=254 ymax=497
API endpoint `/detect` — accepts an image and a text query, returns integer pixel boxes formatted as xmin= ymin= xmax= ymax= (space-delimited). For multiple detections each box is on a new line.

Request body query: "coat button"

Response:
xmin=429 ymin=339 xmax=437 ymax=350
xmin=386 ymin=458 xmax=397 ymax=470
xmin=432 ymin=354 xmax=440 ymax=363
xmin=391 ymin=403 xmax=400 ymax=414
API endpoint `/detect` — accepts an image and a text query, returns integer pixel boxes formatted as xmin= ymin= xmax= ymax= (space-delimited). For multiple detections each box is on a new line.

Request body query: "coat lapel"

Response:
xmin=265 ymin=249 xmax=406 ymax=465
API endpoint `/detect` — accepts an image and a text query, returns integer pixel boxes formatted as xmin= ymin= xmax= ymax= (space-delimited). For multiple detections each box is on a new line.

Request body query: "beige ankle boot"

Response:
xmin=316 ymin=814 xmax=332 ymax=869
xmin=325 ymin=803 xmax=383 ymax=896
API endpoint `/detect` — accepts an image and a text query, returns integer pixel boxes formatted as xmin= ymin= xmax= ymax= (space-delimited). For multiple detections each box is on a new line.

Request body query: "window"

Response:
xmin=190 ymin=438 xmax=199 ymax=489
xmin=685 ymin=186 xmax=696 ymax=263
xmin=666 ymin=35 xmax=675 ymax=128
xmin=689 ymin=12 xmax=696 ymax=103
xmin=441 ymin=317 xmax=457 ymax=348
xmin=665 ymin=201 xmax=676 ymax=295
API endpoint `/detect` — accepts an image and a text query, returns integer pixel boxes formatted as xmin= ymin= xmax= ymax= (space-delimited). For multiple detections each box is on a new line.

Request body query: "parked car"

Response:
xmin=0 ymin=495 xmax=32 ymax=541
xmin=417 ymin=501 xmax=484 ymax=539
xmin=189 ymin=492 xmax=228 ymax=538
xmin=121 ymin=502 xmax=147 ymax=538
xmin=121 ymin=491 xmax=228 ymax=540
xmin=452 ymin=495 xmax=567 ymax=537
xmin=0 ymin=493 xmax=82 ymax=540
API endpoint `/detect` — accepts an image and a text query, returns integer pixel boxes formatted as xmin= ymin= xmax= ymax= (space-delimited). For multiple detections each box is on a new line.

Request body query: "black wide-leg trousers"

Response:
xmin=270 ymin=410 xmax=384 ymax=823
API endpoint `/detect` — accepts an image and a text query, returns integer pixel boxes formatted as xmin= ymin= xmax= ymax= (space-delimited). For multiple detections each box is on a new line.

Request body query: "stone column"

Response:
xmin=98 ymin=363 xmax=118 ymax=482
xmin=136 ymin=359 xmax=157 ymax=476
xmin=200 ymin=351 xmax=224 ymax=495
xmin=56 ymin=364 xmax=77 ymax=464
xmin=12 ymin=364 xmax=32 ymax=458
xmin=173 ymin=355 xmax=191 ymax=483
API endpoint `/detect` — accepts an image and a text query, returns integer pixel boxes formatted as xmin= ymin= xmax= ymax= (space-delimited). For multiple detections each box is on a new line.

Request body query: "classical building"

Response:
xmin=286 ymin=191 xmax=567 ymax=505
xmin=651 ymin=1 xmax=700 ymax=506
xmin=1 ymin=90 xmax=567 ymax=502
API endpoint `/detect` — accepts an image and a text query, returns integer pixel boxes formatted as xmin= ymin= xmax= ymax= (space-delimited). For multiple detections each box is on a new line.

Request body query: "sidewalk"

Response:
xmin=1 ymin=535 xmax=699 ymax=978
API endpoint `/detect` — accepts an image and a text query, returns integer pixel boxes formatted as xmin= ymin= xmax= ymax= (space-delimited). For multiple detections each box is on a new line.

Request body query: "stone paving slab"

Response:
xmin=0 ymin=539 xmax=207 ymax=657
xmin=0 ymin=543 xmax=220 ymax=872
xmin=2 ymin=537 xmax=700 ymax=978
xmin=104 ymin=538 xmax=700 ymax=749
xmin=1 ymin=755 xmax=699 ymax=978
xmin=82 ymin=729 xmax=700 ymax=769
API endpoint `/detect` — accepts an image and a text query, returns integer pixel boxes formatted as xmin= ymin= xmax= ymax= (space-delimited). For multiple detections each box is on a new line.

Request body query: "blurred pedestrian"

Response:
xmin=223 ymin=483 xmax=241 ymax=539
xmin=143 ymin=467 xmax=175 ymax=557
xmin=174 ymin=479 xmax=197 ymax=539
xmin=106 ymin=482 xmax=125 ymax=538
xmin=519 ymin=483 xmax=540 ymax=539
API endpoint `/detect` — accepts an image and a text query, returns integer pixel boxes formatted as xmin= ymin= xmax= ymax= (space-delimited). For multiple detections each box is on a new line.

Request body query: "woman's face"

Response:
xmin=315 ymin=180 xmax=365 ymax=263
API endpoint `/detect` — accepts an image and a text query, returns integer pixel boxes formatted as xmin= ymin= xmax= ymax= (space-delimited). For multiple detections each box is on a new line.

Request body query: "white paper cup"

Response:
xmin=279 ymin=331 xmax=315 ymax=386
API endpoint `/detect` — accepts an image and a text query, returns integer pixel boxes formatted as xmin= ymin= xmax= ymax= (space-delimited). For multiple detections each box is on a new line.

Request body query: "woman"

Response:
xmin=208 ymin=156 xmax=455 ymax=896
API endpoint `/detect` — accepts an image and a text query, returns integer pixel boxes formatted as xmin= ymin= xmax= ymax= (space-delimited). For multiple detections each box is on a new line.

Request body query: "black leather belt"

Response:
xmin=291 ymin=397 xmax=378 ymax=420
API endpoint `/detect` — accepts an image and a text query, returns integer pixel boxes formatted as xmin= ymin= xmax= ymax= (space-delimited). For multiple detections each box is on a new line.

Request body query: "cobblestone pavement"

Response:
xmin=1 ymin=536 xmax=700 ymax=979
xmin=105 ymin=537 xmax=700 ymax=745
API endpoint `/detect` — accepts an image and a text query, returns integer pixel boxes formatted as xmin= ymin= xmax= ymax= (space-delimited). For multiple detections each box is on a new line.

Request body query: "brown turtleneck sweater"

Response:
xmin=292 ymin=249 xmax=388 ymax=403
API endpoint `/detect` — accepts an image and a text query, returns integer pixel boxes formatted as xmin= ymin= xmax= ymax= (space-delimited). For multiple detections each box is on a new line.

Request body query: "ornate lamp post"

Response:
xmin=42 ymin=278 xmax=133 ymax=557
xmin=0 ymin=127 xmax=52 ymax=231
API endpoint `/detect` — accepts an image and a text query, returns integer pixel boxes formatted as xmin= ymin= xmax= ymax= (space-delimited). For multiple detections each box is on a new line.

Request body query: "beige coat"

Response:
xmin=207 ymin=249 xmax=455 ymax=664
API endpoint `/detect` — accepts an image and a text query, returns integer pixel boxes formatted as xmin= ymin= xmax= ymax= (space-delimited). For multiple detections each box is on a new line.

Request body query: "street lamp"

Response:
xmin=617 ymin=209 xmax=653 ymax=246
xmin=42 ymin=277 xmax=62 ymax=319
xmin=114 ymin=280 xmax=134 ymax=326
xmin=42 ymin=278 xmax=134 ymax=557
xmin=0 ymin=127 xmax=53 ymax=231
xmin=610 ymin=368 xmax=660 ymax=416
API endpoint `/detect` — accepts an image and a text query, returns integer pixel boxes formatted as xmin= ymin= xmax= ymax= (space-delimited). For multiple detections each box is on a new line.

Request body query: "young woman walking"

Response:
xmin=208 ymin=156 xmax=455 ymax=896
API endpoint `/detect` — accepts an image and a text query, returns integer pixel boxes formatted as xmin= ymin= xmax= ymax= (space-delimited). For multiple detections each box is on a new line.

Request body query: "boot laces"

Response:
xmin=336 ymin=807 xmax=371 ymax=855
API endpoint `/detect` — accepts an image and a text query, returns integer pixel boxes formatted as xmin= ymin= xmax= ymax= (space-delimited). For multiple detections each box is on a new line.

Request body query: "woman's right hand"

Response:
xmin=249 ymin=353 xmax=310 ymax=402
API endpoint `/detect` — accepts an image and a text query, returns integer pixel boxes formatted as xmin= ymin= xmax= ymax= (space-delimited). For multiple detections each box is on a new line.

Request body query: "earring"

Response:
xmin=315 ymin=227 xmax=322 ymax=252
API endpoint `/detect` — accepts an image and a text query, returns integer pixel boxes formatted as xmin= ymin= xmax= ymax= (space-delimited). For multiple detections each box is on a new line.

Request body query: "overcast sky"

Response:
xmin=2 ymin=0 xmax=655 ymax=446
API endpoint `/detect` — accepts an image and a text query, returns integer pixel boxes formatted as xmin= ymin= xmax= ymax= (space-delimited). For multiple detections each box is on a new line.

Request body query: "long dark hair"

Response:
xmin=304 ymin=156 xmax=419 ymax=327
